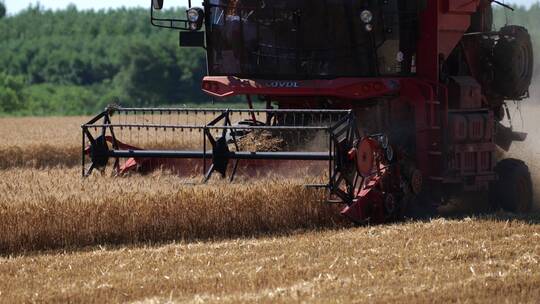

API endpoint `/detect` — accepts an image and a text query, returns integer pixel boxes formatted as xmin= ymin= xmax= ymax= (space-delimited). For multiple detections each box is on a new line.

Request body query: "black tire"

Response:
xmin=401 ymin=191 xmax=438 ymax=220
xmin=492 ymin=26 xmax=534 ymax=99
xmin=490 ymin=159 xmax=533 ymax=213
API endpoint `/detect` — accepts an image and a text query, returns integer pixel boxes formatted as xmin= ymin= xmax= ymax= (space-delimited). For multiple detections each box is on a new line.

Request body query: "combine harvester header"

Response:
xmin=83 ymin=107 xmax=373 ymax=212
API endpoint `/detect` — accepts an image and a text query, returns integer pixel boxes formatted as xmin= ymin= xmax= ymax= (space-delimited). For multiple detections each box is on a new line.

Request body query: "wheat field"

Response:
xmin=0 ymin=167 xmax=344 ymax=254
xmin=1 ymin=218 xmax=539 ymax=303
xmin=0 ymin=116 xmax=83 ymax=168
xmin=1 ymin=110 xmax=540 ymax=303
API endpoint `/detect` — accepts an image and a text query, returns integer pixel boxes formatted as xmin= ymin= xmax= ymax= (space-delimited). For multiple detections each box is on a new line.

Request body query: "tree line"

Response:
xmin=0 ymin=4 xmax=207 ymax=115
xmin=0 ymin=3 xmax=538 ymax=116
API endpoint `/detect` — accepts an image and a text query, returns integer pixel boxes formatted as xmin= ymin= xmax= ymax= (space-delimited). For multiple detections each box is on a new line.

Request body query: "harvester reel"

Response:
xmin=83 ymin=107 xmax=357 ymax=188
xmin=327 ymin=115 xmax=361 ymax=205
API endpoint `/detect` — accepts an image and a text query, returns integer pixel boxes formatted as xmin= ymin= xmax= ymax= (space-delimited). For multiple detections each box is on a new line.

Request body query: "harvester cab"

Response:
xmin=83 ymin=0 xmax=534 ymax=224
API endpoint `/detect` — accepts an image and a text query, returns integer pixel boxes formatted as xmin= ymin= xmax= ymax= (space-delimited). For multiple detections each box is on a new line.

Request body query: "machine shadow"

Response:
xmin=436 ymin=194 xmax=540 ymax=223
xmin=0 ymin=225 xmax=353 ymax=259
xmin=4 ymin=210 xmax=540 ymax=258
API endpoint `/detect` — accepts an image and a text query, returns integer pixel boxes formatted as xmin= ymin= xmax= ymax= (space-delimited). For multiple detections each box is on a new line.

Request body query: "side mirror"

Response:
xmin=153 ymin=0 xmax=164 ymax=10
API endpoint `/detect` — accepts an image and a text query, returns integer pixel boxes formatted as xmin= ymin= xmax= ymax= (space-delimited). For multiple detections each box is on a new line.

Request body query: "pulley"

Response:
xmin=356 ymin=138 xmax=377 ymax=177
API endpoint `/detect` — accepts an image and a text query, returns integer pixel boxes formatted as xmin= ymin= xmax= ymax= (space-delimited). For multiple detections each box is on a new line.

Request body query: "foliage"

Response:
xmin=0 ymin=2 xmax=5 ymax=19
xmin=0 ymin=73 xmax=25 ymax=113
xmin=22 ymin=84 xmax=100 ymax=116
xmin=0 ymin=5 xmax=208 ymax=115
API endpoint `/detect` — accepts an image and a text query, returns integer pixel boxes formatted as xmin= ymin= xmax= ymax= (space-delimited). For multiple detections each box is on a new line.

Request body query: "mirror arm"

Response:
xmin=490 ymin=0 xmax=515 ymax=11
xmin=150 ymin=0 xmax=192 ymax=30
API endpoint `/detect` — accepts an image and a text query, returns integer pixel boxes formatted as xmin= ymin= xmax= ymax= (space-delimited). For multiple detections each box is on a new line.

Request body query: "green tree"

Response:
xmin=0 ymin=2 xmax=6 ymax=19
xmin=0 ymin=73 xmax=26 ymax=113
xmin=0 ymin=5 xmax=206 ymax=114
xmin=23 ymin=84 xmax=99 ymax=115
xmin=112 ymin=42 xmax=206 ymax=106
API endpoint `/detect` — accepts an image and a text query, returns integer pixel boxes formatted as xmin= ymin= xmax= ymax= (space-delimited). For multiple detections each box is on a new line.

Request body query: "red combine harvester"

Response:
xmin=83 ymin=0 xmax=534 ymax=223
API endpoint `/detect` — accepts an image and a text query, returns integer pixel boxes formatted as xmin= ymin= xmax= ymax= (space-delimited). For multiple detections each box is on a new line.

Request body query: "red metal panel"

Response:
xmin=416 ymin=0 xmax=440 ymax=82
xmin=450 ymin=115 xmax=468 ymax=142
xmin=202 ymin=76 xmax=400 ymax=100
xmin=439 ymin=15 xmax=472 ymax=58
xmin=449 ymin=77 xmax=482 ymax=109
xmin=438 ymin=0 xmax=480 ymax=58
xmin=416 ymin=1 xmax=478 ymax=77
xmin=399 ymin=79 xmax=434 ymax=177
xmin=445 ymin=0 xmax=478 ymax=13
xmin=479 ymin=151 xmax=491 ymax=172
xmin=468 ymin=114 xmax=485 ymax=141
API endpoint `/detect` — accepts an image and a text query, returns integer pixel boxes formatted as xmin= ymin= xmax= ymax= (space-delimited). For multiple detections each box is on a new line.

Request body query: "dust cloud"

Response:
xmin=506 ymin=69 xmax=540 ymax=210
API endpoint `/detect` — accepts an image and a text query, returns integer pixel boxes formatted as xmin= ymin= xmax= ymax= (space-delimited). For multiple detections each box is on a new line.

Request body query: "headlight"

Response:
xmin=365 ymin=24 xmax=373 ymax=32
xmin=152 ymin=0 xmax=164 ymax=10
xmin=186 ymin=7 xmax=204 ymax=31
xmin=187 ymin=8 xmax=201 ymax=23
xmin=360 ymin=10 xmax=373 ymax=23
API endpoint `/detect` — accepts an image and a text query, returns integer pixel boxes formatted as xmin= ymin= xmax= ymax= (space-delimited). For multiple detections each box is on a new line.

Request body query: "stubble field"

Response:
xmin=0 ymin=108 xmax=539 ymax=303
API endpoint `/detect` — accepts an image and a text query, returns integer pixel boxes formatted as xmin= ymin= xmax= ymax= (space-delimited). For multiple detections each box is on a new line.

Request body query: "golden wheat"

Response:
xmin=1 ymin=218 xmax=539 ymax=303
xmin=0 ymin=116 xmax=208 ymax=169
xmin=0 ymin=116 xmax=84 ymax=146
xmin=0 ymin=167 xmax=343 ymax=254
xmin=0 ymin=116 xmax=83 ymax=168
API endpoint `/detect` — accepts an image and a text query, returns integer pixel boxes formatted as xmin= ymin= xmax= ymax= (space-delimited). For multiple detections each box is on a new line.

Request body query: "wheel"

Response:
xmin=398 ymin=166 xmax=438 ymax=220
xmin=490 ymin=159 xmax=533 ymax=213
xmin=400 ymin=191 xmax=438 ymax=220
xmin=492 ymin=26 xmax=534 ymax=99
